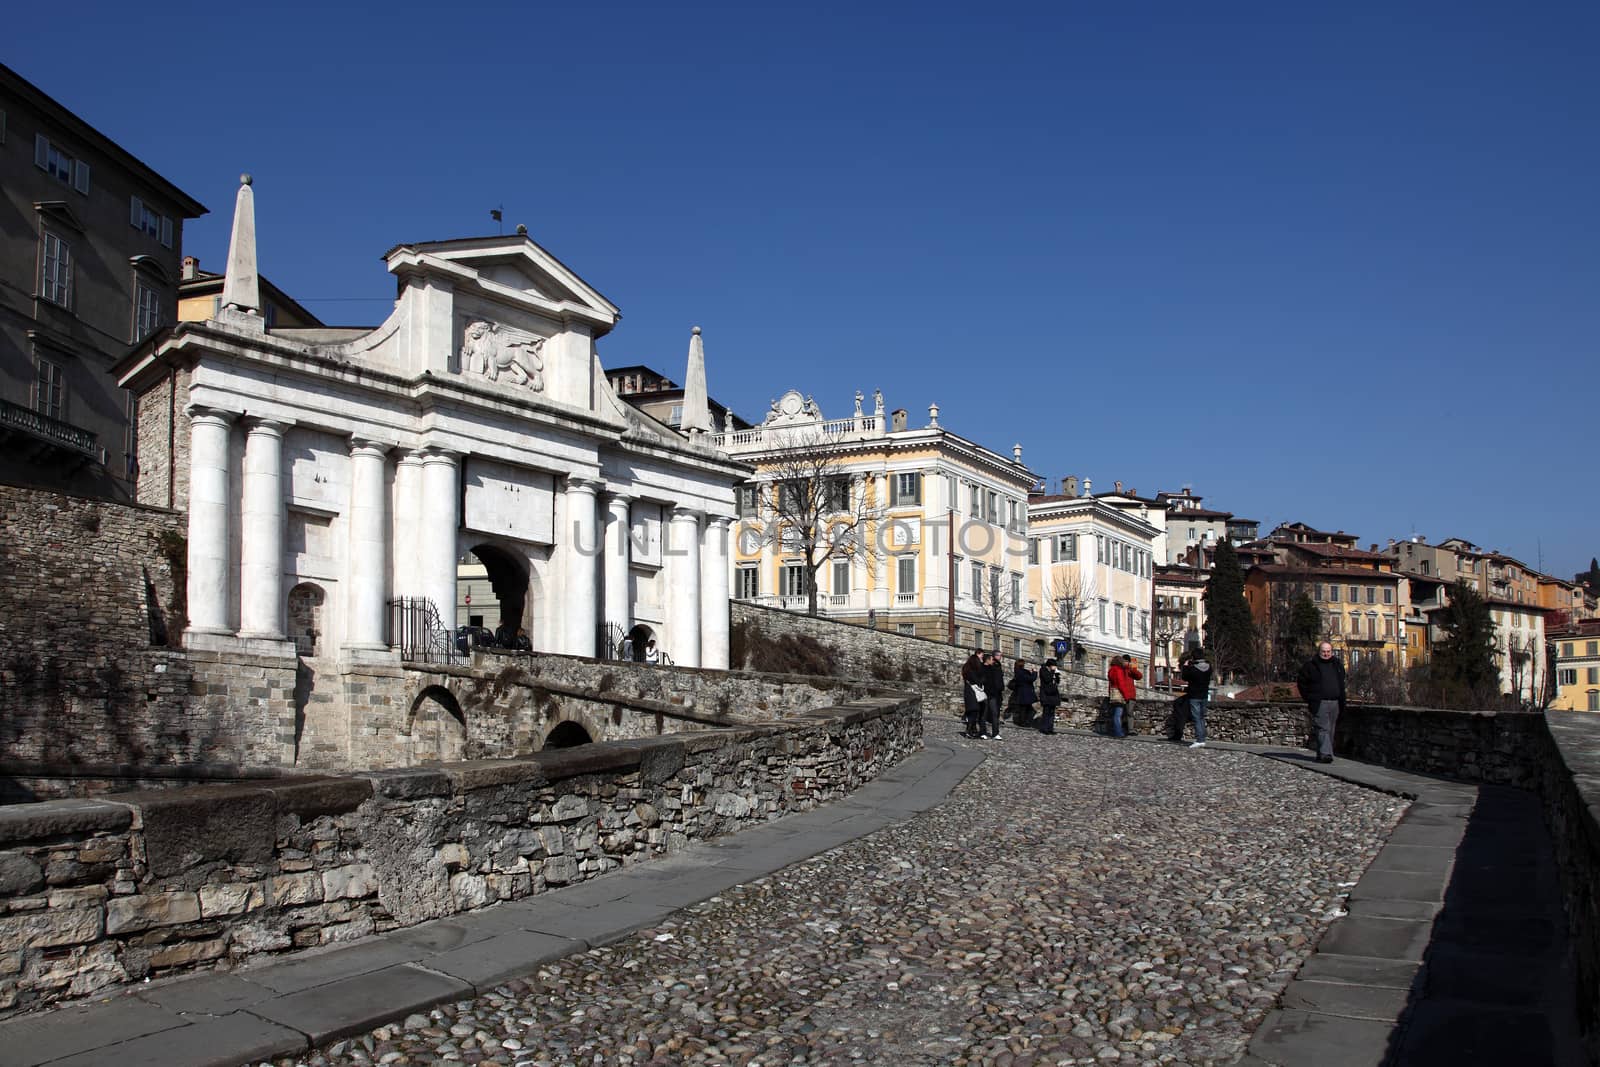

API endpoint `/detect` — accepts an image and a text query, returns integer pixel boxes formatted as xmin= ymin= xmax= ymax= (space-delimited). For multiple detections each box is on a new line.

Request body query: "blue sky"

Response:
xmin=15 ymin=1 xmax=1598 ymax=576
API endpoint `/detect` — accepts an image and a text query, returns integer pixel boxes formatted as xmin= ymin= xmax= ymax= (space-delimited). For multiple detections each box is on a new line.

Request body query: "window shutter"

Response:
xmin=35 ymin=133 xmax=48 ymax=168
xmin=73 ymin=160 xmax=90 ymax=194
xmin=160 ymin=217 xmax=173 ymax=248
xmin=131 ymin=196 xmax=143 ymax=227
xmin=1050 ymin=536 xmax=1058 ymax=562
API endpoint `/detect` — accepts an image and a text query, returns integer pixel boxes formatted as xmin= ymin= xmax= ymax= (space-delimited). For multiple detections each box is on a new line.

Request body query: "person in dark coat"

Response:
xmin=1297 ymin=641 xmax=1347 ymax=763
xmin=1007 ymin=659 xmax=1039 ymax=726
xmin=1179 ymin=650 xmax=1214 ymax=748
xmin=960 ymin=649 xmax=985 ymax=739
xmin=982 ymin=651 xmax=1006 ymax=740
xmin=1037 ymin=660 xmax=1062 ymax=734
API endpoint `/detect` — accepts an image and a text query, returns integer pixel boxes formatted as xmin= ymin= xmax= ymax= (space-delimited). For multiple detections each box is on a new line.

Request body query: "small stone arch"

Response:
xmin=626 ymin=623 xmax=656 ymax=663
xmin=287 ymin=582 xmax=326 ymax=657
xmin=543 ymin=721 xmax=592 ymax=749
xmin=408 ymin=685 xmax=466 ymax=763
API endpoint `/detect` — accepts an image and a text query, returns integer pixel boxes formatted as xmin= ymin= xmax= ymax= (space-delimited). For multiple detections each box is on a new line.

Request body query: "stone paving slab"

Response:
xmin=0 ymin=998 xmax=185 ymax=1064
xmin=244 ymin=964 xmax=472 ymax=1045
xmin=1293 ymin=952 xmax=1421 ymax=990
xmin=1365 ymin=842 xmax=1456 ymax=876
xmin=39 ymin=1013 xmax=305 ymax=1067
xmin=421 ymin=929 xmax=583 ymax=988
xmin=135 ymin=973 xmax=276 ymax=1017
xmin=1279 ymin=978 xmax=1411 ymax=1021
xmin=1248 ymin=1007 xmax=1397 ymax=1067
xmin=1314 ymin=915 xmax=1435 ymax=963
xmin=239 ymin=938 xmax=429 ymax=996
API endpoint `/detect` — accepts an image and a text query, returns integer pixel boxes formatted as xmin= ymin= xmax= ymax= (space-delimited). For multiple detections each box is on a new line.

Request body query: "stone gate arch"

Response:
xmin=543 ymin=720 xmax=593 ymax=749
xmin=287 ymin=582 xmax=326 ymax=657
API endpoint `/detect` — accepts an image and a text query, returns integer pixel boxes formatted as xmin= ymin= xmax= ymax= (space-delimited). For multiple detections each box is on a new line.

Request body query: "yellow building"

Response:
xmin=1550 ymin=622 xmax=1600 ymax=711
xmin=716 ymin=389 xmax=1042 ymax=654
xmin=176 ymin=255 xmax=325 ymax=329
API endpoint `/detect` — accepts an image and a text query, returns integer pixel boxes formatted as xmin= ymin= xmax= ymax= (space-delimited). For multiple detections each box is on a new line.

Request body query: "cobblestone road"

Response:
xmin=261 ymin=725 xmax=1405 ymax=1066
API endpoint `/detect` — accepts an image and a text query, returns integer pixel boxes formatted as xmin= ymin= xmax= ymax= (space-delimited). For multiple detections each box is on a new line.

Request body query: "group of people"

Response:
xmin=955 ymin=639 xmax=1346 ymax=762
xmin=960 ymin=651 xmax=1062 ymax=739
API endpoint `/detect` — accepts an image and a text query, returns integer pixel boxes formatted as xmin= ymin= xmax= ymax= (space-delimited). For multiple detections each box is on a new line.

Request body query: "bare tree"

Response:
xmin=975 ymin=563 xmax=1029 ymax=653
xmin=1039 ymin=566 xmax=1097 ymax=668
xmin=1151 ymin=595 xmax=1190 ymax=685
xmin=740 ymin=434 xmax=884 ymax=616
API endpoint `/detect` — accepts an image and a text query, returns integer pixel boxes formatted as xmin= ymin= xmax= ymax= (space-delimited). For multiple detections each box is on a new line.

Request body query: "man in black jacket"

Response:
xmin=1297 ymin=641 xmax=1347 ymax=764
xmin=982 ymin=652 xmax=1006 ymax=740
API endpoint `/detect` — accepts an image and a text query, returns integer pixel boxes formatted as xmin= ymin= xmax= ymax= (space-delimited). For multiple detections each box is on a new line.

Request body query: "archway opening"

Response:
xmin=544 ymin=721 xmax=593 ymax=749
xmin=459 ymin=543 xmax=531 ymax=649
xmin=625 ymin=623 xmax=655 ymax=663
xmin=408 ymin=685 xmax=466 ymax=763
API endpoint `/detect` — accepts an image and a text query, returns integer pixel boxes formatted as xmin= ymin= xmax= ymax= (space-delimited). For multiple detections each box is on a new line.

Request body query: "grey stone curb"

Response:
xmin=0 ymin=739 xmax=985 ymax=1067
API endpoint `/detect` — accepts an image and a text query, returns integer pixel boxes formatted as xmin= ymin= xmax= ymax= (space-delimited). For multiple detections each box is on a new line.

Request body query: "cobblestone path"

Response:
xmin=261 ymin=725 xmax=1405 ymax=1066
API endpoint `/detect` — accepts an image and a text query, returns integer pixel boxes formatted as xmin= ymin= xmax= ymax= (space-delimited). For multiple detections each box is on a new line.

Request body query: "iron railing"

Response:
xmin=388 ymin=597 xmax=456 ymax=664
xmin=0 ymin=397 xmax=98 ymax=457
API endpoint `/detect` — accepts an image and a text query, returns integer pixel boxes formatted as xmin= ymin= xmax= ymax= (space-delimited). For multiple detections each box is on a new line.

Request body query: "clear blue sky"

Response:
xmin=15 ymin=2 xmax=1598 ymax=577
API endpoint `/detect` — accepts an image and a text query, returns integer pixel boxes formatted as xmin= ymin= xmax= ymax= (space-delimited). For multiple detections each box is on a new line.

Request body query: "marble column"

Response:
xmin=564 ymin=477 xmax=601 ymax=656
xmin=238 ymin=418 xmax=288 ymax=638
xmin=418 ymin=449 xmax=460 ymax=632
xmin=700 ymin=515 xmax=733 ymax=669
xmin=392 ymin=450 xmax=424 ymax=596
xmin=870 ymin=472 xmax=891 ymax=612
xmin=667 ymin=507 xmax=703 ymax=667
xmin=602 ymin=491 xmax=634 ymax=649
xmin=347 ymin=438 xmax=391 ymax=650
xmin=186 ymin=407 xmax=234 ymax=635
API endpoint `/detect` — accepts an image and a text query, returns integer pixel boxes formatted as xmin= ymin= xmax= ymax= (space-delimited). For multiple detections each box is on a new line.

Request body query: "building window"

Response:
xmin=129 ymin=196 xmax=174 ymax=247
xmin=1588 ymin=641 xmax=1598 ymax=656
xmin=1420 ymin=559 xmax=1431 ymax=576
xmin=1188 ymin=527 xmax=1196 ymax=541
xmin=1098 ymin=599 xmax=1108 ymax=632
xmin=969 ymin=482 xmax=981 ymax=515
xmin=897 ymin=556 xmax=917 ymax=594
xmin=736 ymin=566 xmax=759 ymax=599
xmin=668 ymin=404 xmax=683 ymax=425
xmin=1312 ymin=584 xmax=1322 ymax=602
xmin=1010 ymin=573 xmax=1022 ymax=606
xmin=892 ymin=472 xmax=922 ymax=507
xmin=1328 ymin=585 xmax=1340 ymax=603
xmin=736 ymin=484 xmax=758 ymax=517
xmin=1366 ymin=587 xmax=1376 ymax=605
xmin=1054 ymin=533 xmax=1077 ymax=561
xmin=1383 ymin=587 xmax=1394 ymax=604
xmin=34 ymin=134 xmax=90 ymax=193
xmin=824 ymin=477 xmax=850 ymax=513
xmin=1328 ymin=614 xmax=1341 ymax=635
xmin=40 ymin=230 xmax=72 ymax=307
xmin=897 ymin=623 xmax=916 ymax=636
xmin=35 ymin=357 xmax=64 ymax=420
xmin=1349 ymin=585 xmax=1360 ymax=602
xmin=971 ymin=561 xmax=984 ymax=603
xmin=134 ymin=279 xmax=163 ymax=341
xmin=1114 ymin=605 xmax=1123 ymax=637
xmin=1558 ymin=669 xmax=1577 ymax=687
xmin=1562 ymin=642 xmax=1574 ymax=657
xmin=986 ymin=490 xmax=1000 ymax=524
xmin=1028 ymin=538 xmax=1039 ymax=565
xmin=780 ymin=563 xmax=808 ymax=598
xmin=832 ymin=560 xmax=851 ymax=596
xmin=1589 ymin=668 xmax=1600 ymax=686
xmin=1590 ymin=691 xmax=1599 ymax=712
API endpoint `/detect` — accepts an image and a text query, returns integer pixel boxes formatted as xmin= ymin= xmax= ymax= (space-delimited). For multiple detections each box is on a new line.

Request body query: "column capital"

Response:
xmin=245 ymin=416 xmax=291 ymax=436
xmin=705 ymin=513 xmax=736 ymax=530
xmin=419 ymin=446 xmax=460 ymax=466
xmin=186 ymin=405 xmax=235 ymax=426
xmin=669 ymin=505 xmax=704 ymax=524
xmin=603 ymin=486 xmax=638 ymax=504
xmin=349 ymin=435 xmax=392 ymax=457
xmin=564 ymin=475 xmax=604 ymax=496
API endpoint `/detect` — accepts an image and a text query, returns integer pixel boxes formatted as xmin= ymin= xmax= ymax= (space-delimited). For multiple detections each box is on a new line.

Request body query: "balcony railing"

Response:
xmin=710 ymin=415 xmax=884 ymax=451
xmin=0 ymin=397 xmax=98 ymax=458
xmin=895 ymin=592 xmax=917 ymax=605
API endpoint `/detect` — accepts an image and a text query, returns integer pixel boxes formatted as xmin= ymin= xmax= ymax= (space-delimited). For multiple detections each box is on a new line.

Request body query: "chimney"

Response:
xmin=1114 ymin=481 xmax=1123 ymax=494
xmin=1083 ymin=478 xmax=1093 ymax=496
xmin=1012 ymin=443 xmax=1023 ymax=464
xmin=181 ymin=255 xmax=200 ymax=280
xmin=928 ymin=402 xmax=940 ymax=428
xmin=890 ymin=408 xmax=907 ymax=432
xmin=1062 ymin=476 xmax=1078 ymax=497
xmin=1370 ymin=543 xmax=1378 ymax=552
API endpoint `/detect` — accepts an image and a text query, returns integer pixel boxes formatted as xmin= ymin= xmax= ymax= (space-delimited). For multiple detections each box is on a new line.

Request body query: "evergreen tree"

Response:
xmin=1430 ymin=580 xmax=1500 ymax=707
xmin=1203 ymin=541 xmax=1257 ymax=678
xmin=1285 ymin=591 xmax=1322 ymax=671
xmin=1582 ymin=558 xmax=1600 ymax=595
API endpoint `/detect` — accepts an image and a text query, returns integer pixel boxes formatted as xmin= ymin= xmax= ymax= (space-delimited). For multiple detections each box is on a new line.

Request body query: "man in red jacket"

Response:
xmin=1107 ymin=655 xmax=1142 ymax=738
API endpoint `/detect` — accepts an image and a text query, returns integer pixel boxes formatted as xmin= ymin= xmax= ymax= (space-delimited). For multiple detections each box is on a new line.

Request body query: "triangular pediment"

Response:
xmin=386 ymin=235 xmax=620 ymax=335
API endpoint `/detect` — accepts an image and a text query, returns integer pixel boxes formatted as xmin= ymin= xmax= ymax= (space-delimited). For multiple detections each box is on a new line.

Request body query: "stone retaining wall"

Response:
xmin=0 ymin=692 xmax=920 ymax=1015
xmin=729 ymin=600 xmax=1144 ymax=719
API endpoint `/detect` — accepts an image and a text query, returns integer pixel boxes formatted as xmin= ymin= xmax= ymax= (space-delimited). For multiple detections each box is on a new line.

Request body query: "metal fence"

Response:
xmin=388 ymin=597 xmax=456 ymax=664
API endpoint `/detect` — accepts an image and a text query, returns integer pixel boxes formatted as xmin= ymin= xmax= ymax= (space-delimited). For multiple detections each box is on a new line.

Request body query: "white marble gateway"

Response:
xmin=117 ymin=177 xmax=746 ymax=669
